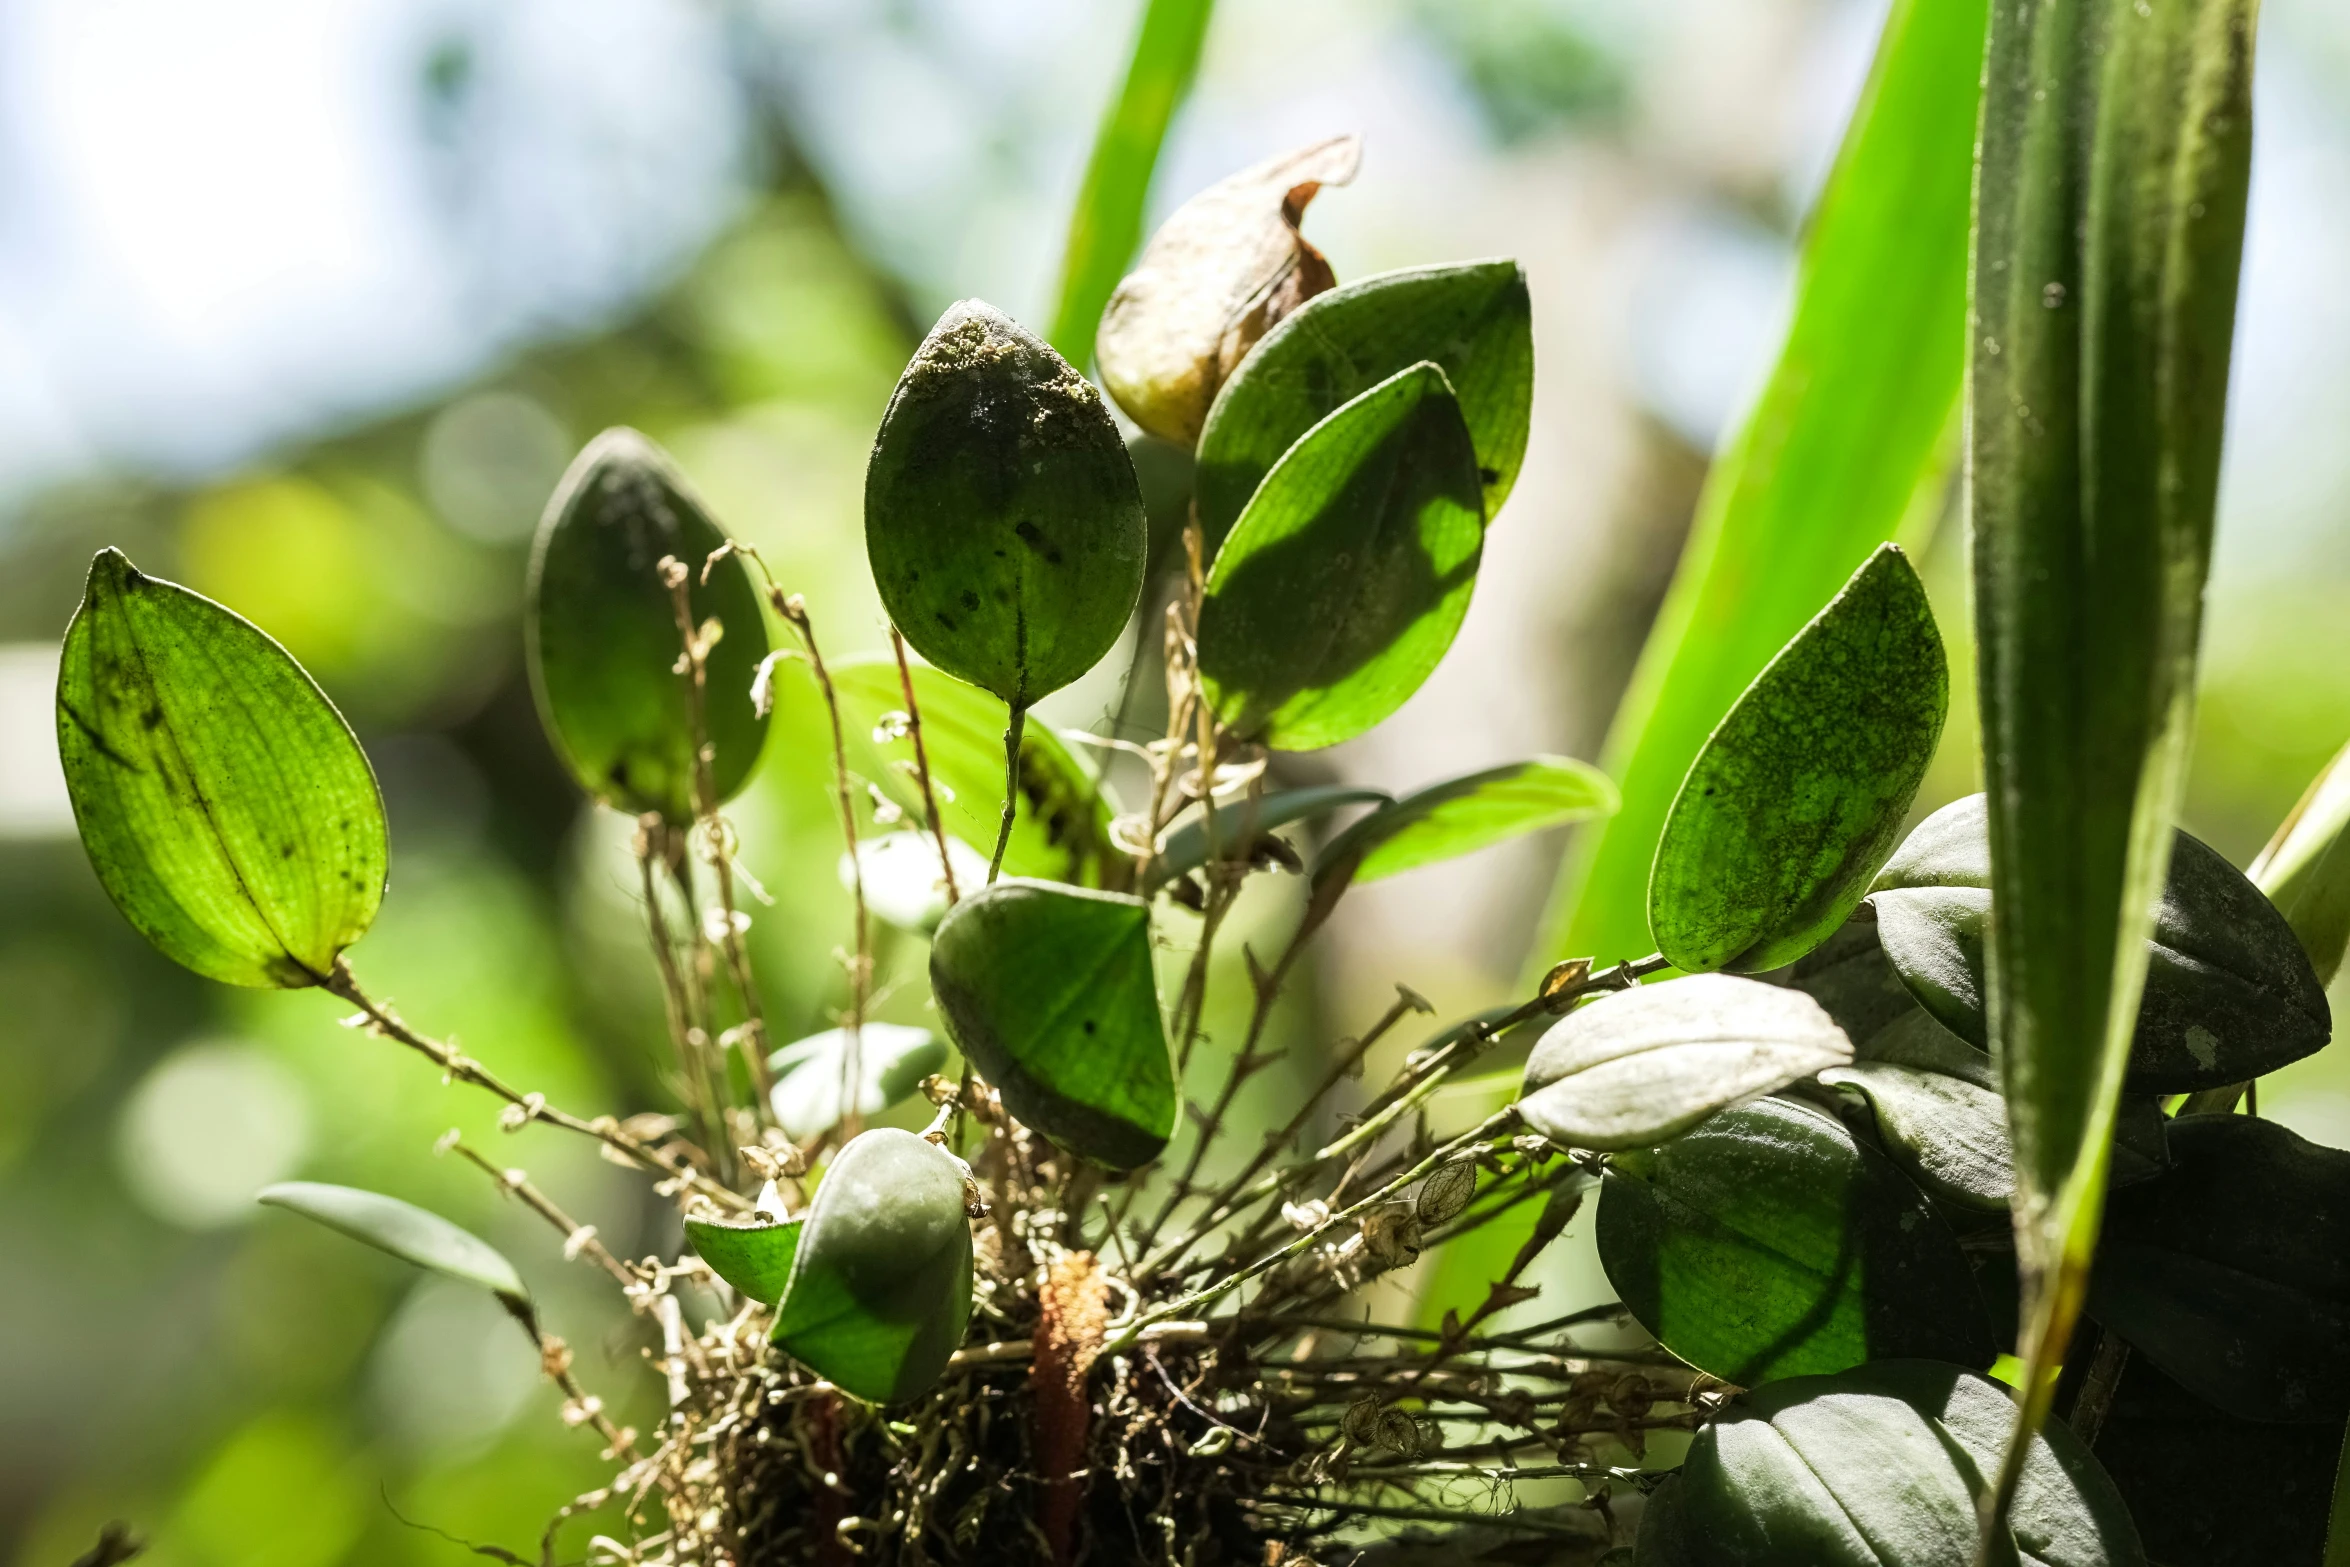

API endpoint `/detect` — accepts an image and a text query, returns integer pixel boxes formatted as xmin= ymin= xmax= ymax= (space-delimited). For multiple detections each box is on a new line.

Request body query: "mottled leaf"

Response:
xmin=1597 ymin=1095 xmax=1993 ymax=1385
xmin=1648 ymin=543 xmax=1945 ymax=975
xmin=772 ymin=1128 xmax=974 ymax=1404
xmin=866 ymin=301 xmax=1145 ymax=708
xmin=1195 ymin=260 xmax=1533 ymax=553
xmin=1518 ymin=975 xmax=1851 ymax=1153
xmin=56 ymin=550 xmax=386 ymax=989
xmin=527 ymin=428 xmax=771 ymax=823
xmin=1196 ymin=361 xmax=1485 ymax=751
xmin=259 ymin=1182 xmax=526 ymax=1309
xmin=928 ymin=880 xmax=1173 ymax=1169
xmin=1096 ymin=135 xmax=1359 ymax=446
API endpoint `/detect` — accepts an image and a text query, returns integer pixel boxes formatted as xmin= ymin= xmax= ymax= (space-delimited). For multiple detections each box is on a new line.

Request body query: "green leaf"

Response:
xmin=822 ymin=656 xmax=1117 ymax=886
xmin=2101 ymin=1355 xmax=2341 ymax=1567
xmin=1194 ymin=260 xmax=1534 ymax=555
xmin=1517 ymin=975 xmax=1851 ymax=1153
xmin=56 ymin=549 xmax=387 ymax=989
xmin=1313 ymin=756 xmax=1618 ymax=888
xmin=2251 ymin=738 xmax=2350 ymax=987
xmin=1596 ymin=1095 xmax=1994 ymax=1385
xmin=772 ymin=1128 xmax=974 ymax=1404
xmin=1045 ymin=0 xmax=1216 ymax=372
xmin=1648 ymin=544 xmax=1946 ymax=974
xmin=527 ymin=427 xmax=772 ymax=824
xmin=1967 ymin=0 xmax=2257 ymax=1512
xmin=2092 ymin=1114 xmax=2350 ymax=1425
xmin=686 ymin=1213 xmax=803 ymax=1307
xmin=1869 ymin=796 xmax=2329 ymax=1092
xmin=1195 ymin=361 xmax=1485 ymax=751
xmin=767 ymin=1022 xmax=949 ymax=1141
xmin=1148 ymin=784 xmax=1391 ymax=892
xmin=258 ymin=1182 xmax=526 ymax=1310
xmin=1531 ymin=0 xmax=1985 ymax=980
xmin=928 ymin=880 xmax=1173 ymax=1169
xmin=1820 ymin=1020 xmax=2013 ymax=1212
xmin=1770 ymin=909 xmax=1939 ymax=1053
xmin=1096 ymin=136 xmax=1359 ymax=447
xmin=866 ymin=301 xmax=1146 ymax=709
xmin=1645 ymin=1360 xmax=2145 ymax=1567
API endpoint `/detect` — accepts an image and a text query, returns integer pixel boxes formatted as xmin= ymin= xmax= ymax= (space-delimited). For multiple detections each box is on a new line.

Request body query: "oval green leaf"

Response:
xmin=1597 ymin=1095 xmax=1994 ymax=1386
xmin=527 ymin=427 xmax=772 ymax=824
xmin=1821 ymin=1017 xmax=2012 ymax=1212
xmin=56 ymin=550 xmax=387 ymax=989
xmin=1644 ymin=1360 xmax=2145 ymax=1567
xmin=928 ymin=880 xmax=1173 ymax=1169
xmin=1313 ymin=756 xmax=1618 ymax=890
xmin=767 ymin=1021 xmax=949 ymax=1141
xmin=1195 ymin=361 xmax=1486 ymax=751
xmin=1148 ymin=784 xmax=1392 ymax=892
xmin=259 ymin=1181 xmax=526 ymax=1308
xmin=687 ymin=1213 xmax=803 ymax=1307
xmin=1870 ymin=795 xmax=2332 ymax=1091
xmin=1194 ymin=260 xmax=1534 ymax=554
xmin=2092 ymin=1113 xmax=2350 ymax=1425
xmin=1648 ymin=543 xmax=1946 ymax=976
xmin=822 ymin=655 xmax=1118 ymax=887
xmin=1518 ymin=975 xmax=1852 ymax=1153
xmin=771 ymin=1128 xmax=974 ymax=1404
xmin=866 ymin=300 xmax=1145 ymax=707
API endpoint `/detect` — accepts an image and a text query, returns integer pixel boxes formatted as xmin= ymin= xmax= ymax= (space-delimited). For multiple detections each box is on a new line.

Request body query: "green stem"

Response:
xmin=989 ymin=701 xmax=1027 ymax=884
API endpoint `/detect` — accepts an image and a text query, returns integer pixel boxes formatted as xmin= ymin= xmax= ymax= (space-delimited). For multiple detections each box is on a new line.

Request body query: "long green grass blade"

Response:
xmin=1966 ymin=0 xmax=2256 ymax=1547
xmin=1047 ymin=0 xmax=1216 ymax=370
xmin=1527 ymin=0 xmax=1985 ymax=980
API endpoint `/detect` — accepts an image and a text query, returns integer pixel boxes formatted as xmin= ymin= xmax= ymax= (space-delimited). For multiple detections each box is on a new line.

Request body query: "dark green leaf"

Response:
xmin=1648 ymin=544 xmax=1946 ymax=975
xmin=928 ymin=880 xmax=1173 ymax=1169
xmin=1313 ymin=756 xmax=1617 ymax=889
xmin=56 ymin=550 xmax=386 ymax=989
xmin=2251 ymin=739 xmax=2350 ymax=987
xmin=767 ymin=1022 xmax=949 ymax=1141
xmin=1148 ymin=784 xmax=1391 ymax=892
xmin=1597 ymin=1096 xmax=1994 ymax=1385
xmin=1770 ymin=908 xmax=1936 ymax=1053
xmin=1651 ymin=1360 xmax=2145 ymax=1566
xmin=1196 ymin=361 xmax=1485 ymax=751
xmin=1195 ymin=261 xmax=1533 ymax=554
xmin=1045 ymin=0 xmax=1216 ymax=372
xmin=1096 ymin=136 xmax=1359 ymax=446
xmin=1821 ymin=1020 xmax=2012 ymax=1212
xmin=866 ymin=301 xmax=1146 ymax=707
xmin=687 ymin=1214 xmax=803 ymax=1307
xmin=1870 ymin=796 xmax=2330 ymax=1091
xmin=2092 ymin=1114 xmax=2350 ymax=1424
xmin=772 ymin=1128 xmax=973 ymax=1404
xmin=823 ymin=656 xmax=1117 ymax=886
xmin=527 ymin=428 xmax=771 ymax=824
xmin=1532 ymin=0 xmax=1985 ymax=980
xmin=1518 ymin=975 xmax=1851 ymax=1152
xmin=259 ymin=1182 xmax=526 ymax=1309
xmin=2099 ymin=1355 xmax=2340 ymax=1567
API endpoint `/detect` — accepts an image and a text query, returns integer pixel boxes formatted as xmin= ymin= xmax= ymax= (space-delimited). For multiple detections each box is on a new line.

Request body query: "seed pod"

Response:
xmin=865 ymin=301 xmax=1145 ymax=710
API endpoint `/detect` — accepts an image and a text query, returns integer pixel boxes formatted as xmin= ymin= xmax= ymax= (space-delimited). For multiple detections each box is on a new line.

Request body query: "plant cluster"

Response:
xmin=49 ymin=1 xmax=2349 ymax=1563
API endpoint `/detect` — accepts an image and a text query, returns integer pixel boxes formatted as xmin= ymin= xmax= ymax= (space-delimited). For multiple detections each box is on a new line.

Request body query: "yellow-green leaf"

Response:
xmin=260 ymin=1182 xmax=526 ymax=1309
xmin=56 ymin=550 xmax=386 ymax=989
